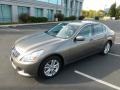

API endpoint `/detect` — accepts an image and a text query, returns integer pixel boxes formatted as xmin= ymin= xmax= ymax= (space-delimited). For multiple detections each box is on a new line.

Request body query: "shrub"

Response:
xmin=29 ymin=16 xmax=38 ymax=22
xmin=79 ymin=16 xmax=85 ymax=20
xmin=40 ymin=17 xmax=48 ymax=22
xmin=69 ymin=16 xmax=76 ymax=20
xmin=54 ymin=13 xmax=64 ymax=21
xmin=19 ymin=13 xmax=30 ymax=23
xmin=27 ymin=16 xmax=48 ymax=23
xmin=19 ymin=13 xmax=48 ymax=23
xmin=63 ymin=17 xmax=69 ymax=21
xmin=64 ymin=16 xmax=76 ymax=21
xmin=94 ymin=16 xmax=99 ymax=20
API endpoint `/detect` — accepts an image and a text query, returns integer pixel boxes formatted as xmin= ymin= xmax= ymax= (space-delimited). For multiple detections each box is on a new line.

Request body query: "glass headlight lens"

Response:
xmin=20 ymin=50 xmax=44 ymax=63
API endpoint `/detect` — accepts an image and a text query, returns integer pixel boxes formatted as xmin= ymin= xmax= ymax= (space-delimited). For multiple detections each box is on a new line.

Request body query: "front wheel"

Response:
xmin=38 ymin=56 xmax=62 ymax=79
xmin=102 ymin=42 xmax=111 ymax=55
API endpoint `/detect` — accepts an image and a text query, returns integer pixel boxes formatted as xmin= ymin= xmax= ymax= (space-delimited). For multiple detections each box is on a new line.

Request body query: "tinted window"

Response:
xmin=93 ymin=24 xmax=104 ymax=35
xmin=78 ymin=25 xmax=92 ymax=37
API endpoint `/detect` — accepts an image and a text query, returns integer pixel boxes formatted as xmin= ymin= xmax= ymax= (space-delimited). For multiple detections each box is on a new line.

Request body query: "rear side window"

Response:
xmin=93 ymin=24 xmax=105 ymax=35
xmin=78 ymin=25 xmax=92 ymax=37
xmin=102 ymin=24 xmax=107 ymax=31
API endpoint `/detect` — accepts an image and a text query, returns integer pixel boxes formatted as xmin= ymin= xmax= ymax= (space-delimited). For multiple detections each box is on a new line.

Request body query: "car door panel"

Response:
xmin=68 ymin=25 xmax=94 ymax=63
xmin=91 ymin=24 xmax=106 ymax=51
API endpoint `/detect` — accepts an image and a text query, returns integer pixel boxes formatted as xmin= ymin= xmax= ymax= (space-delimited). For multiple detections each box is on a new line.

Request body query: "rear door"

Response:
xmin=91 ymin=24 xmax=106 ymax=51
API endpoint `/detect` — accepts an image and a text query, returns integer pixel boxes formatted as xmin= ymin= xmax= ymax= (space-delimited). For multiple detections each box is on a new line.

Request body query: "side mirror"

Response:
xmin=75 ymin=36 xmax=85 ymax=41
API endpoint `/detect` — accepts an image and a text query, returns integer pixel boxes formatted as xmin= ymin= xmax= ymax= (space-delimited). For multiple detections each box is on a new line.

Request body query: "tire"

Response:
xmin=101 ymin=41 xmax=111 ymax=55
xmin=38 ymin=56 xmax=62 ymax=79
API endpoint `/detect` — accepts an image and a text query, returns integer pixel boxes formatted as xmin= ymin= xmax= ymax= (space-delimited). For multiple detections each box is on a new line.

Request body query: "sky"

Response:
xmin=83 ymin=0 xmax=120 ymax=11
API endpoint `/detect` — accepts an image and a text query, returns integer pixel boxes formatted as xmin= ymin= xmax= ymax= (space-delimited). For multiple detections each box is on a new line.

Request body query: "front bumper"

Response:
xmin=10 ymin=56 xmax=40 ymax=77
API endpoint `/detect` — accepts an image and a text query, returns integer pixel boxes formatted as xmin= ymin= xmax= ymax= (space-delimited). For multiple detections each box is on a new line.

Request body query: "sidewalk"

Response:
xmin=0 ymin=20 xmax=81 ymax=28
xmin=0 ymin=22 xmax=60 ymax=28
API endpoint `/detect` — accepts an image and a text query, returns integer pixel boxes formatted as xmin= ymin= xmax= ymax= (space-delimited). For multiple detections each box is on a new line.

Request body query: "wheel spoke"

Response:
xmin=45 ymin=63 xmax=50 ymax=68
xmin=44 ymin=69 xmax=51 ymax=76
xmin=51 ymin=60 xmax=56 ymax=67
xmin=51 ymin=69 xmax=56 ymax=76
xmin=53 ymin=63 xmax=59 ymax=69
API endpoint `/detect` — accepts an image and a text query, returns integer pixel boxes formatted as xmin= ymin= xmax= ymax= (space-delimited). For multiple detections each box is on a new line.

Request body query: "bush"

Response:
xmin=64 ymin=17 xmax=70 ymax=21
xmin=19 ymin=13 xmax=48 ymax=23
xmin=69 ymin=16 xmax=76 ymax=20
xmin=79 ymin=16 xmax=85 ymax=20
xmin=54 ymin=13 xmax=64 ymax=21
xmin=64 ymin=16 xmax=76 ymax=21
xmin=94 ymin=16 xmax=99 ymax=20
xmin=29 ymin=16 xmax=38 ymax=22
xmin=40 ymin=17 xmax=48 ymax=22
xmin=19 ymin=13 xmax=30 ymax=23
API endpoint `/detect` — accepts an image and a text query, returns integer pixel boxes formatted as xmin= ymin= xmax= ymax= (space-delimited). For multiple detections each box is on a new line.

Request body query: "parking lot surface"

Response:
xmin=0 ymin=20 xmax=120 ymax=90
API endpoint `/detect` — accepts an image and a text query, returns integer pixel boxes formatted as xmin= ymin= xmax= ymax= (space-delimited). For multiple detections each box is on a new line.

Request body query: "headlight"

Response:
xmin=20 ymin=50 xmax=44 ymax=64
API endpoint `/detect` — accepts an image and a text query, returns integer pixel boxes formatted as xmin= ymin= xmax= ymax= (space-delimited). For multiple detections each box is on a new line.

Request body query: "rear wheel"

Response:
xmin=38 ymin=56 xmax=62 ymax=79
xmin=102 ymin=42 xmax=111 ymax=55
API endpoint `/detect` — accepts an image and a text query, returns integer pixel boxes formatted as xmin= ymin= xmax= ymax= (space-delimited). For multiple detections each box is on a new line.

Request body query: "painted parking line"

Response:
xmin=116 ymin=33 xmax=120 ymax=35
xmin=74 ymin=70 xmax=120 ymax=90
xmin=108 ymin=53 xmax=120 ymax=57
xmin=115 ymin=43 xmax=120 ymax=45
xmin=116 ymin=37 xmax=120 ymax=39
xmin=115 ymin=43 xmax=120 ymax=44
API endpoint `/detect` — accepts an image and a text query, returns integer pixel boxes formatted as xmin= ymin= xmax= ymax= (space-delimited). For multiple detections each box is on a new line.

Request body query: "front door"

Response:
xmin=69 ymin=25 xmax=94 ymax=62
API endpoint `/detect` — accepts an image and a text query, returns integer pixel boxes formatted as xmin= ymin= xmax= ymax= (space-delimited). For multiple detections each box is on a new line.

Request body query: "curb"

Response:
xmin=0 ymin=22 xmax=60 ymax=28
xmin=0 ymin=20 xmax=79 ymax=28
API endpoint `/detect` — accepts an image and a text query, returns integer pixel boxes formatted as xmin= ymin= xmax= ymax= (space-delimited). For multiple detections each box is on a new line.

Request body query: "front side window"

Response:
xmin=93 ymin=24 xmax=104 ymax=35
xmin=46 ymin=23 xmax=80 ymax=39
xmin=78 ymin=25 xmax=92 ymax=38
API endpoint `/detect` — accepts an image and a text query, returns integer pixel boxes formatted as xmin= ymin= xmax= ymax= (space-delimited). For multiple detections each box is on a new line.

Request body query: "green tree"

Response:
xmin=109 ymin=3 xmax=116 ymax=17
xmin=82 ymin=10 xmax=89 ymax=17
xmin=116 ymin=6 xmax=120 ymax=19
xmin=97 ymin=10 xmax=105 ymax=17
xmin=88 ymin=10 xmax=96 ymax=18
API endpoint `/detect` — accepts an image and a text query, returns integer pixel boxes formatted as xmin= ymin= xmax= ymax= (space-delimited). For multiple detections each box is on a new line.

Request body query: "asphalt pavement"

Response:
xmin=0 ymin=20 xmax=120 ymax=90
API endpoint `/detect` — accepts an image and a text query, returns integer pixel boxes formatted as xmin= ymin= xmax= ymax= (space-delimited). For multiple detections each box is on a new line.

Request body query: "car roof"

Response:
xmin=64 ymin=20 xmax=99 ymax=26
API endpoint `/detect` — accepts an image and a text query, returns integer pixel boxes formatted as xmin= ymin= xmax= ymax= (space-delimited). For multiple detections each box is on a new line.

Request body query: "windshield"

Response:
xmin=46 ymin=23 xmax=79 ymax=39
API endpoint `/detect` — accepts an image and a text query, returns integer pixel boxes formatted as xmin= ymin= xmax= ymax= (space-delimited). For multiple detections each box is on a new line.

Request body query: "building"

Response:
xmin=0 ymin=0 xmax=84 ymax=23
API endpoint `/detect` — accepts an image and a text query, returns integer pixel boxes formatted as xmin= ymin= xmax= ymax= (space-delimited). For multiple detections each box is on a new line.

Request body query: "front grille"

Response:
xmin=12 ymin=48 xmax=20 ymax=58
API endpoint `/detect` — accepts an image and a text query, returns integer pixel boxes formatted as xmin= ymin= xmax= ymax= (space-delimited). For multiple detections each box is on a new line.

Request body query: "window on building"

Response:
xmin=0 ymin=4 xmax=12 ymax=23
xmin=80 ymin=2 xmax=82 ymax=6
xmin=35 ymin=8 xmax=43 ymax=17
xmin=18 ymin=6 xmax=29 ymax=16
xmin=47 ymin=9 xmax=54 ymax=21
xmin=37 ymin=0 xmax=61 ymax=5
xmin=64 ymin=0 xmax=67 ymax=16
xmin=56 ymin=10 xmax=61 ymax=14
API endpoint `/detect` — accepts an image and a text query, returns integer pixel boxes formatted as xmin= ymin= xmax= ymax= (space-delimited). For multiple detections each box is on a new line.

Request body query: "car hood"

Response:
xmin=15 ymin=32 xmax=63 ymax=53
